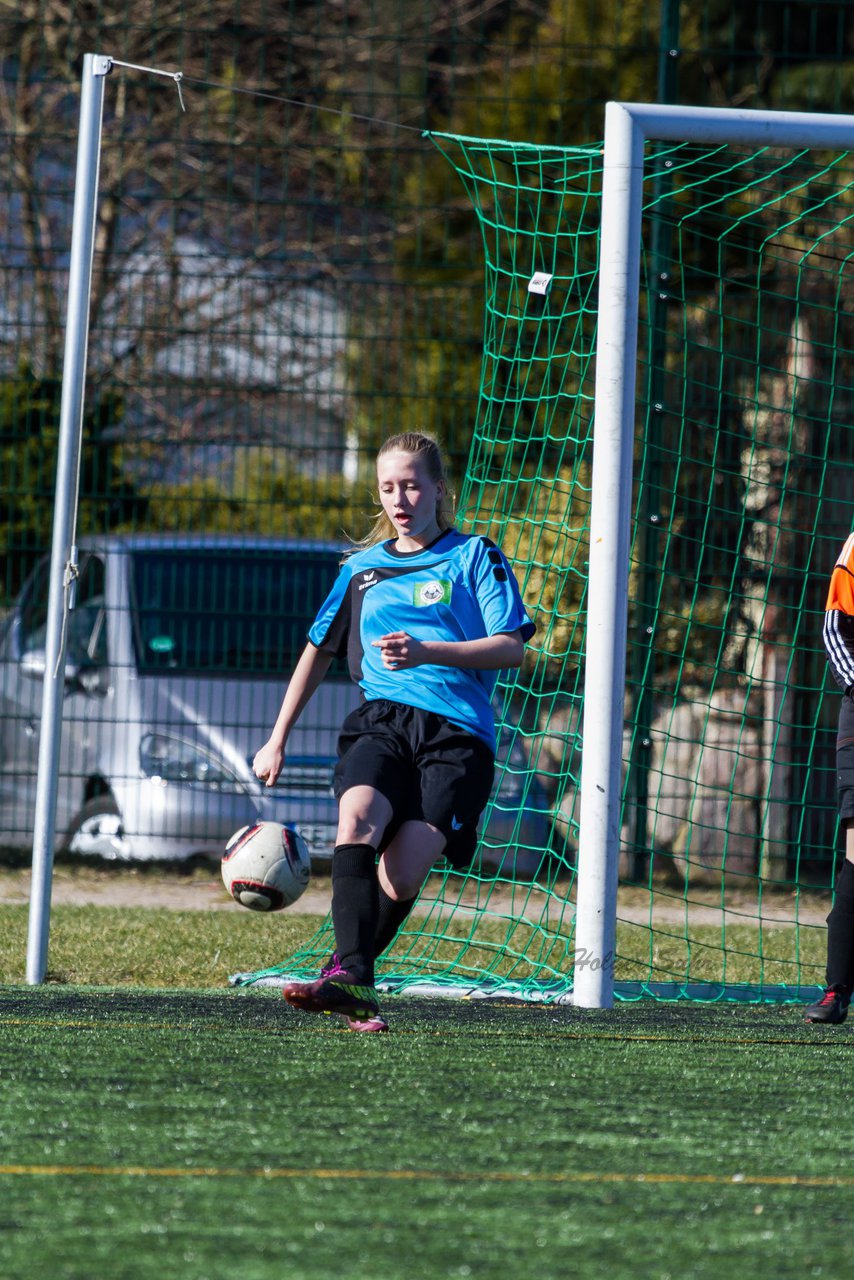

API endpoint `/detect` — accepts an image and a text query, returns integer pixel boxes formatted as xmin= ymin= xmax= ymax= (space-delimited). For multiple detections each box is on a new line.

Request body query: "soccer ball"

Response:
xmin=221 ymin=821 xmax=311 ymax=911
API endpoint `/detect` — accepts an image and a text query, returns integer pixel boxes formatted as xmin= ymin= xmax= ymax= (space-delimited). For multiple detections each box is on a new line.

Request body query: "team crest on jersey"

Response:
xmin=414 ymin=579 xmax=452 ymax=607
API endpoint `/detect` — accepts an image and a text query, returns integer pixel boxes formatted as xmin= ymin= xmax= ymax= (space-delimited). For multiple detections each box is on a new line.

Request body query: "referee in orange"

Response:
xmin=806 ymin=534 xmax=854 ymax=1024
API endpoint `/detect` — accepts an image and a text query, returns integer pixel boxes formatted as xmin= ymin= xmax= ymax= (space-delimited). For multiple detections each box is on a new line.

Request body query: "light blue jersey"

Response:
xmin=308 ymin=529 xmax=534 ymax=748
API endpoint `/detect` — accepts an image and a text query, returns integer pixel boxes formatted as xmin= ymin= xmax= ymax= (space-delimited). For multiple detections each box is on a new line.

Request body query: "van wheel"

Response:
xmin=63 ymin=796 xmax=132 ymax=860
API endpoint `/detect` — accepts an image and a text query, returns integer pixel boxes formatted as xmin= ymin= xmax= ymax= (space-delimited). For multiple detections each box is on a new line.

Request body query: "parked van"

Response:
xmin=0 ymin=535 xmax=547 ymax=872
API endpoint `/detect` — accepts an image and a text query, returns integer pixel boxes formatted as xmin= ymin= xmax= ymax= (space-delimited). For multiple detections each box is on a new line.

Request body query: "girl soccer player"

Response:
xmin=806 ymin=533 xmax=854 ymax=1024
xmin=252 ymin=432 xmax=534 ymax=1032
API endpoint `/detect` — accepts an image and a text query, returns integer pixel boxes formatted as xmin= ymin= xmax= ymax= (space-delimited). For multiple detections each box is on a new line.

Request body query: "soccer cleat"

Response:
xmin=342 ymin=1011 xmax=390 ymax=1033
xmin=282 ymin=975 xmax=380 ymax=1020
xmin=288 ymin=956 xmax=388 ymax=1029
xmin=804 ymin=985 xmax=851 ymax=1025
xmin=318 ymin=956 xmax=389 ymax=1031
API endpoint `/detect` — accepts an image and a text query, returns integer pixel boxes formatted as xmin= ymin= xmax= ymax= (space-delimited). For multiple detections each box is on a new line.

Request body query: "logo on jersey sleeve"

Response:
xmin=414 ymin=579 xmax=452 ymax=607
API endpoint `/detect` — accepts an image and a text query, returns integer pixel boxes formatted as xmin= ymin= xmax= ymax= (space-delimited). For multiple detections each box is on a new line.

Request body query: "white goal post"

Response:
xmin=574 ymin=101 xmax=854 ymax=1008
xmin=26 ymin=54 xmax=111 ymax=984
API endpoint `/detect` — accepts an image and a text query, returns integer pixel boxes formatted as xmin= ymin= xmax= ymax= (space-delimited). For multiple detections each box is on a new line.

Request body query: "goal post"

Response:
xmin=576 ymin=101 xmax=854 ymax=1007
xmin=25 ymin=53 xmax=111 ymax=985
xmin=238 ymin=106 xmax=854 ymax=1007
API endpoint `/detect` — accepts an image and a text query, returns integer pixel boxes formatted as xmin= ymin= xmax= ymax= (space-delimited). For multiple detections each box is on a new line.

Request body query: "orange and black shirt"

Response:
xmin=824 ymin=533 xmax=854 ymax=694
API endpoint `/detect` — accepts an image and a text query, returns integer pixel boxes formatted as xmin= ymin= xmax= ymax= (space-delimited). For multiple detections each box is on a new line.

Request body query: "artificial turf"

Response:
xmin=0 ymin=986 xmax=851 ymax=1280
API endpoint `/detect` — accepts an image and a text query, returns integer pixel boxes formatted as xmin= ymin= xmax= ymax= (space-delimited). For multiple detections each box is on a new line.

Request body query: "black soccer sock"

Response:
xmin=825 ymin=859 xmax=854 ymax=990
xmin=374 ymin=886 xmax=418 ymax=958
xmin=322 ymin=884 xmax=416 ymax=973
xmin=331 ymin=843 xmax=379 ymax=986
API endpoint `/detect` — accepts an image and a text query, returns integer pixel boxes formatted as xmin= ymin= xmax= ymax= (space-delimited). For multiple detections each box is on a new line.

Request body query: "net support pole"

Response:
xmin=574 ymin=102 xmax=644 ymax=1008
xmin=26 ymin=53 xmax=111 ymax=985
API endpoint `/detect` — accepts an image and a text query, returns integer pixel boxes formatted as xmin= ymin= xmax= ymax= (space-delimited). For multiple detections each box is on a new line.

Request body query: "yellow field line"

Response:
xmin=0 ymin=1165 xmax=849 ymax=1188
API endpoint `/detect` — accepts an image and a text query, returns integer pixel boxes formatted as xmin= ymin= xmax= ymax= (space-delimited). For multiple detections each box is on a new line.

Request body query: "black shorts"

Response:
xmin=837 ymin=694 xmax=854 ymax=821
xmin=333 ymin=699 xmax=495 ymax=870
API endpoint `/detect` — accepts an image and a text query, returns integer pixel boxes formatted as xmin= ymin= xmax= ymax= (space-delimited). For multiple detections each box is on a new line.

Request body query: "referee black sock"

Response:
xmin=331 ymin=843 xmax=379 ymax=986
xmin=825 ymin=858 xmax=854 ymax=991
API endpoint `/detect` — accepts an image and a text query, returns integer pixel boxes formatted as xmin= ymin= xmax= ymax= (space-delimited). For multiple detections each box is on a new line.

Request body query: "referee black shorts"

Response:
xmin=837 ymin=694 xmax=854 ymax=821
xmin=333 ymin=699 xmax=495 ymax=870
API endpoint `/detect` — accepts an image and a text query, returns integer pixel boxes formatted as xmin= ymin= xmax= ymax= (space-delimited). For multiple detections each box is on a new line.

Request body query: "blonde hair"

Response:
xmin=356 ymin=432 xmax=456 ymax=549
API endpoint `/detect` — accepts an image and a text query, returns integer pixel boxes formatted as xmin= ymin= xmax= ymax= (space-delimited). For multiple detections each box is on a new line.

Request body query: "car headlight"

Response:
xmin=139 ymin=733 xmax=234 ymax=786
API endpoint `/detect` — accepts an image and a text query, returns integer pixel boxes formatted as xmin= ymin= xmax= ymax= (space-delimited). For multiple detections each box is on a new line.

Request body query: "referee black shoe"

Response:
xmin=804 ymin=985 xmax=851 ymax=1025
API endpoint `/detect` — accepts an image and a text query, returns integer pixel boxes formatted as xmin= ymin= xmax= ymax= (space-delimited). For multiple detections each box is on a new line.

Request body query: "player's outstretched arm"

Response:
xmin=253 ymin=642 xmax=334 ymax=787
xmin=372 ymin=629 xmax=525 ymax=672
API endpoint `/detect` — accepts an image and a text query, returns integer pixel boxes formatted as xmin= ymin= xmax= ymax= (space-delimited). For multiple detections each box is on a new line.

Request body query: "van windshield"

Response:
xmin=129 ymin=547 xmax=344 ymax=676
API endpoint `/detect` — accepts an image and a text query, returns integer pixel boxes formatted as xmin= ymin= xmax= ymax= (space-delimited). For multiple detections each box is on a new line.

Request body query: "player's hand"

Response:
xmin=372 ymin=631 xmax=427 ymax=670
xmin=252 ymin=741 xmax=284 ymax=788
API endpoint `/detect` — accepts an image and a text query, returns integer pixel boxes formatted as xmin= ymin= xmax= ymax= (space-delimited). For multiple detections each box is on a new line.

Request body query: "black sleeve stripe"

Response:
xmin=314 ymin=592 xmax=351 ymax=659
xmin=824 ymin=610 xmax=854 ymax=691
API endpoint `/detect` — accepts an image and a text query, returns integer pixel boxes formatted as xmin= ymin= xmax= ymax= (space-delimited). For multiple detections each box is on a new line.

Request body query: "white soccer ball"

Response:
xmin=221 ymin=821 xmax=311 ymax=911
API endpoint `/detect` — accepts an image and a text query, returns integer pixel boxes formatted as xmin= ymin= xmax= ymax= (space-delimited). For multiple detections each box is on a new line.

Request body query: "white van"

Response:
xmin=0 ymin=534 xmax=547 ymax=869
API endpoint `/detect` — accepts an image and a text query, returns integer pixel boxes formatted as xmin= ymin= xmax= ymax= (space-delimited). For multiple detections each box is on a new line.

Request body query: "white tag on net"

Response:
xmin=527 ymin=271 xmax=553 ymax=296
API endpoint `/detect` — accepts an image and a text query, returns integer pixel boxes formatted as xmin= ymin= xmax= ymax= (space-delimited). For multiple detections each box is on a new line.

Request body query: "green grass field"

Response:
xmin=0 ymin=903 xmax=850 ymax=1280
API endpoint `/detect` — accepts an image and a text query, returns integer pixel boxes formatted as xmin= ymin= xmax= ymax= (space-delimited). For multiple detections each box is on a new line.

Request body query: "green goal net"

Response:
xmin=236 ymin=124 xmax=854 ymax=1004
